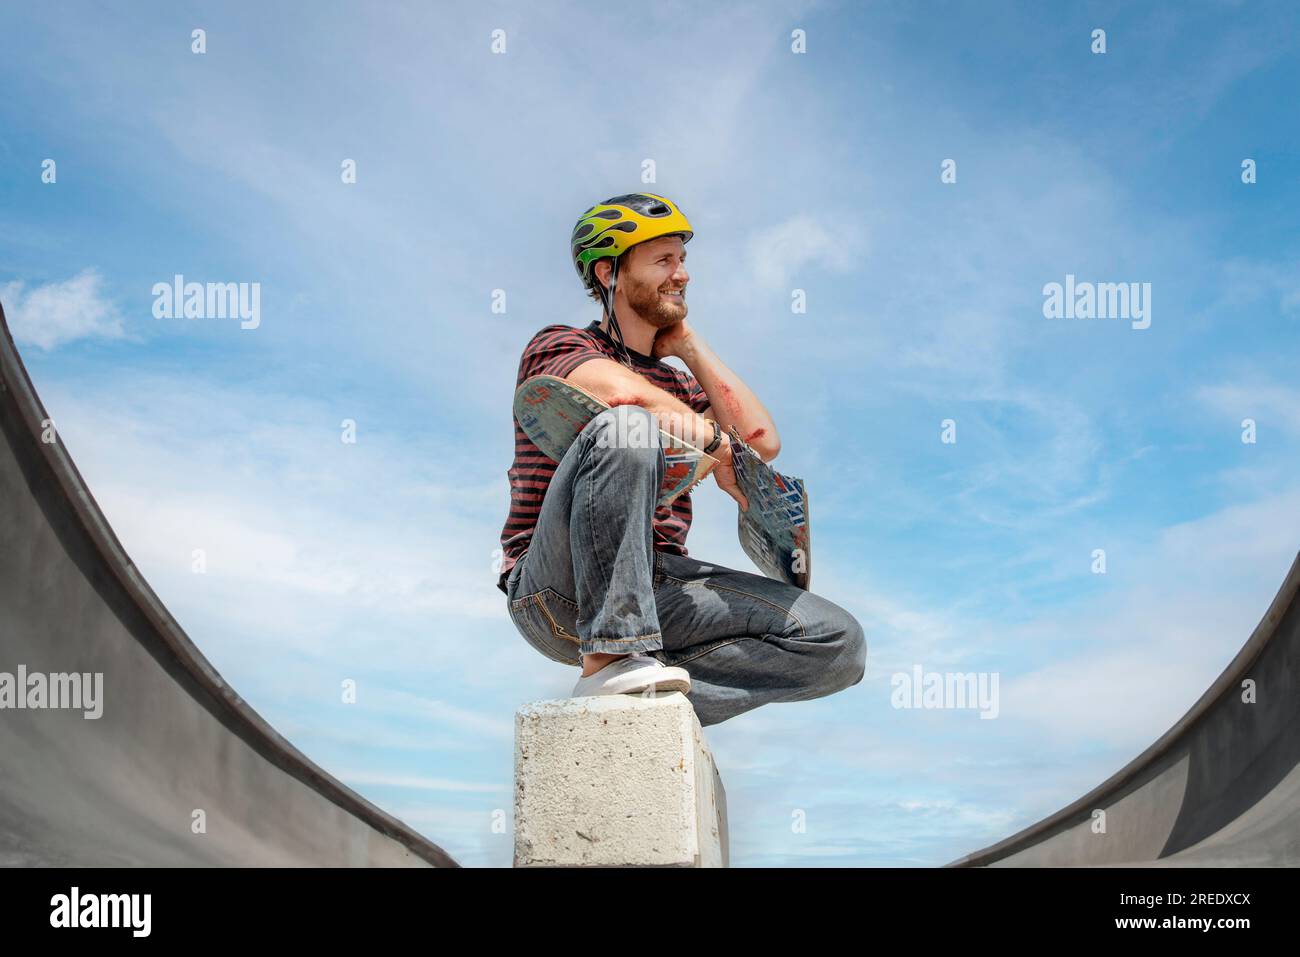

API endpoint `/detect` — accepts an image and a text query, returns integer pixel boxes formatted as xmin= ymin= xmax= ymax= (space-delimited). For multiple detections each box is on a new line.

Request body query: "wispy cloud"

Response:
xmin=1197 ymin=381 xmax=1300 ymax=438
xmin=747 ymin=214 xmax=865 ymax=292
xmin=337 ymin=771 xmax=506 ymax=794
xmin=1 ymin=270 xmax=126 ymax=350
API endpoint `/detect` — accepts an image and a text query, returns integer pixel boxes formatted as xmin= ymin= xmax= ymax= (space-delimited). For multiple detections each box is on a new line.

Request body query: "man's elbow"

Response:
xmin=736 ymin=426 xmax=780 ymax=462
xmin=756 ymin=437 xmax=781 ymax=462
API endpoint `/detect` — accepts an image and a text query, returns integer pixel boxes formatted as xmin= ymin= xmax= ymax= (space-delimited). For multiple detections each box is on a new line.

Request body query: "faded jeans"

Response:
xmin=504 ymin=405 xmax=867 ymax=727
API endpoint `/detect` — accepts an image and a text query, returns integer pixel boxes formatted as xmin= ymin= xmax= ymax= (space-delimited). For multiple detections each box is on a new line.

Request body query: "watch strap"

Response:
xmin=702 ymin=419 xmax=722 ymax=454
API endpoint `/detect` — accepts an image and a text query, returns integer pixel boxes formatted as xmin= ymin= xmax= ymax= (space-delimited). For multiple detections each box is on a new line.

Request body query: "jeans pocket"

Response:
xmin=509 ymin=589 xmax=582 ymax=665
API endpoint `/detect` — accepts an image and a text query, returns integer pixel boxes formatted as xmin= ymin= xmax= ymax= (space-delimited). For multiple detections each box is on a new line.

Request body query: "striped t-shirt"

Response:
xmin=497 ymin=320 xmax=711 ymax=595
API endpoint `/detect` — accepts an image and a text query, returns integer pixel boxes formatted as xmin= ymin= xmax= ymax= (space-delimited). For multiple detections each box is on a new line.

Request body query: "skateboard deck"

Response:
xmin=513 ymin=374 xmax=718 ymax=508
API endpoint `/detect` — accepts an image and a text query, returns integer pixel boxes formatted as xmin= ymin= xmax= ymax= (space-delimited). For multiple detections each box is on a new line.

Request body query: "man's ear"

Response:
xmin=594 ymin=259 xmax=611 ymax=292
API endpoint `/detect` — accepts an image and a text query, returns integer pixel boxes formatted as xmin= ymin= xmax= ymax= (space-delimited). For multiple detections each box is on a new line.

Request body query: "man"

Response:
xmin=498 ymin=192 xmax=865 ymax=727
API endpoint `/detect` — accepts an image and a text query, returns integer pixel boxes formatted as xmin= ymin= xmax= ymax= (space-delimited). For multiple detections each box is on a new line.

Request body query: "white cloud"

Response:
xmin=973 ymin=487 xmax=1300 ymax=747
xmin=1 ymin=269 xmax=126 ymax=350
xmin=746 ymin=214 xmax=864 ymax=292
xmin=360 ymin=688 xmax=516 ymax=742
xmin=38 ymin=372 xmax=509 ymax=626
xmin=337 ymin=771 xmax=506 ymax=794
xmin=1197 ymin=381 xmax=1300 ymax=438
xmin=1212 ymin=259 xmax=1300 ymax=316
xmin=895 ymin=797 xmax=1020 ymax=831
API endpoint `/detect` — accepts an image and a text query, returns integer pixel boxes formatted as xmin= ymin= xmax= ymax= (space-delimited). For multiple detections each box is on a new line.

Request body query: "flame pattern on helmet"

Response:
xmin=571 ymin=192 xmax=694 ymax=291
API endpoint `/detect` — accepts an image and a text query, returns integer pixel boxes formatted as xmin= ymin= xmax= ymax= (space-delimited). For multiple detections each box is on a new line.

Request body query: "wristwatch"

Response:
xmin=702 ymin=420 xmax=722 ymax=454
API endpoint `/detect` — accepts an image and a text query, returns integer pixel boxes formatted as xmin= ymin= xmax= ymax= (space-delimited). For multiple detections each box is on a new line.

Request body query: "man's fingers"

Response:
xmin=712 ymin=468 xmax=749 ymax=512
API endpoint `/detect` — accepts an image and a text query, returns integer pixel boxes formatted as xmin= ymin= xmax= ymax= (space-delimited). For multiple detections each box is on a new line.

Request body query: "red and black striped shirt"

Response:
xmin=497 ymin=320 xmax=710 ymax=594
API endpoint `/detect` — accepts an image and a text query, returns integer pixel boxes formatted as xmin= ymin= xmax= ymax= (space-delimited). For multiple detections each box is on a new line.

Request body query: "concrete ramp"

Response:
xmin=0 ymin=301 xmax=456 ymax=866
xmin=949 ymin=553 xmax=1300 ymax=867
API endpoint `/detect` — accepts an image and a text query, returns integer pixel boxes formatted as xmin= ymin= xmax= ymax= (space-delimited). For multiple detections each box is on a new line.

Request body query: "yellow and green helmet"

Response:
xmin=571 ymin=192 xmax=694 ymax=297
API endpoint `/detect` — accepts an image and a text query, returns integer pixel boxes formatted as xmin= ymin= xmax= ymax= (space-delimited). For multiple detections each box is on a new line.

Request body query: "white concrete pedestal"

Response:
xmin=514 ymin=693 xmax=728 ymax=867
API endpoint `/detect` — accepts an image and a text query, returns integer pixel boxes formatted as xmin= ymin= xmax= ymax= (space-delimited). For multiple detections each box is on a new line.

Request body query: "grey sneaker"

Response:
xmin=571 ymin=653 xmax=691 ymax=698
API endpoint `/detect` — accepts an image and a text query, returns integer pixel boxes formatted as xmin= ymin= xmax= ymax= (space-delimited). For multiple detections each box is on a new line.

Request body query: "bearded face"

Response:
xmin=619 ymin=241 xmax=688 ymax=328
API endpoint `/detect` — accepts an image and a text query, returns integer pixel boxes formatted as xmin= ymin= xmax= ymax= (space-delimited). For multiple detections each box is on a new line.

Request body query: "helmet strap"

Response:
xmin=601 ymin=257 xmax=634 ymax=369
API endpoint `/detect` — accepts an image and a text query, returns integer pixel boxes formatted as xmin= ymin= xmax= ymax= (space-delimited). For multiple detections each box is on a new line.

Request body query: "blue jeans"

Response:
xmin=505 ymin=405 xmax=867 ymax=727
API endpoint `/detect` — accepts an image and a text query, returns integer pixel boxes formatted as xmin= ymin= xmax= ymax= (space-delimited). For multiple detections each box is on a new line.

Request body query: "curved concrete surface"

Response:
xmin=949 ymin=553 xmax=1300 ymax=867
xmin=0 ymin=301 xmax=457 ymax=866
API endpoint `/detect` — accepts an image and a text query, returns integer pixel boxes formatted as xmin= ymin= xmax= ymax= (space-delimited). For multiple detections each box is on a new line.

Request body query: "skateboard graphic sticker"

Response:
xmin=513 ymin=374 xmax=717 ymax=509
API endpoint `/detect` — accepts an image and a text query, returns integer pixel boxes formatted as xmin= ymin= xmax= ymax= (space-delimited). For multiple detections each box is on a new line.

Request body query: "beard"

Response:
xmin=622 ymin=271 xmax=688 ymax=328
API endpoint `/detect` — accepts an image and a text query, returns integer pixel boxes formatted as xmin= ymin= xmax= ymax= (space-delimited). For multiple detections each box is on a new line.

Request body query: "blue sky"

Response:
xmin=1 ymin=0 xmax=1298 ymax=866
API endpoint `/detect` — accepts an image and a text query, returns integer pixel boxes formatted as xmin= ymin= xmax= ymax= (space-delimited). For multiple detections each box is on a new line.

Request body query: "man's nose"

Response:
xmin=673 ymin=262 xmax=690 ymax=284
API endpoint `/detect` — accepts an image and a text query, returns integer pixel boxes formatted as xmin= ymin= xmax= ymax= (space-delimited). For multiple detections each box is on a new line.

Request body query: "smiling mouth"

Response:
xmin=660 ymin=289 xmax=685 ymax=298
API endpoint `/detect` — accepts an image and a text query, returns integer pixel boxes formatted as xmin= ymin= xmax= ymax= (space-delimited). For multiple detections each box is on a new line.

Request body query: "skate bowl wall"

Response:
xmin=0 ymin=301 xmax=456 ymax=866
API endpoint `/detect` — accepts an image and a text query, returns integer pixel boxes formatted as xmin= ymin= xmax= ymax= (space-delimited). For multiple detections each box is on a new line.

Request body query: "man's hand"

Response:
xmin=658 ymin=323 xmax=781 ymax=462
xmin=652 ymin=318 xmax=696 ymax=361
xmin=709 ymin=432 xmax=749 ymax=512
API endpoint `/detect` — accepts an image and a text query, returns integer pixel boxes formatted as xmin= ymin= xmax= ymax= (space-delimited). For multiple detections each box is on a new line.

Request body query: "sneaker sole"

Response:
xmin=573 ymin=671 xmax=692 ymax=698
xmin=620 ymin=676 xmax=691 ymax=696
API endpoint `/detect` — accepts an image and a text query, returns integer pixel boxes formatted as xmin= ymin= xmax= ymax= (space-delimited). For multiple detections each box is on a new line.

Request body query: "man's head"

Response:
xmin=571 ymin=192 xmax=693 ymax=320
xmin=591 ymin=234 xmax=689 ymax=328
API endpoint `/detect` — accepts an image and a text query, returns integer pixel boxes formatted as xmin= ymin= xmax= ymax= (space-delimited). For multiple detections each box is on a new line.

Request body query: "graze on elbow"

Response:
xmin=606 ymin=393 xmax=648 ymax=409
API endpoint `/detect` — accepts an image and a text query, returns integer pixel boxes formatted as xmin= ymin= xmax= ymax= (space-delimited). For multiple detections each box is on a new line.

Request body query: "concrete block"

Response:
xmin=514 ymin=693 xmax=728 ymax=867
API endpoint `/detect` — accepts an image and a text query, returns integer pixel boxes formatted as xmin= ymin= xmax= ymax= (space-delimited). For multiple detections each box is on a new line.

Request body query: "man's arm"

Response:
xmin=667 ymin=326 xmax=781 ymax=462
xmin=565 ymin=357 xmax=749 ymax=510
